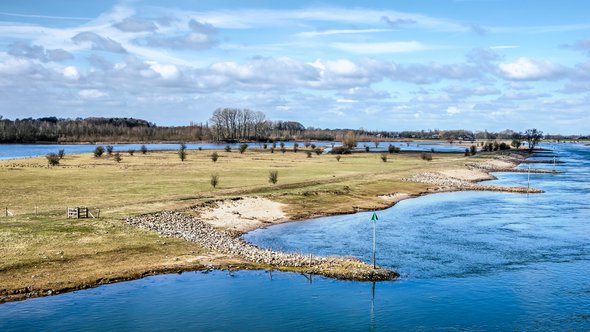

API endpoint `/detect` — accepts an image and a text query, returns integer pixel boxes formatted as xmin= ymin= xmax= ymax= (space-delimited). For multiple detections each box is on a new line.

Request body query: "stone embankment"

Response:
xmin=125 ymin=212 xmax=398 ymax=281
xmin=403 ymin=154 xmax=555 ymax=193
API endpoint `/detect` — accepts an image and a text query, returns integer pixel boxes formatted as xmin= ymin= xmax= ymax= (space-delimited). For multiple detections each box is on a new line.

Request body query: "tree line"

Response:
xmin=0 ymin=110 xmax=571 ymax=144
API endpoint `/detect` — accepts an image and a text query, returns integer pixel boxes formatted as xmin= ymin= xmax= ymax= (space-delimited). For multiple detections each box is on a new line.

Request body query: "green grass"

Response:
xmin=0 ymin=148 xmax=478 ymax=300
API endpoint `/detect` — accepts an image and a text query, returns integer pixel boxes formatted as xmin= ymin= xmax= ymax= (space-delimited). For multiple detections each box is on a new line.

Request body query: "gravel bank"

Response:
xmin=125 ymin=212 xmax=398 ymax=281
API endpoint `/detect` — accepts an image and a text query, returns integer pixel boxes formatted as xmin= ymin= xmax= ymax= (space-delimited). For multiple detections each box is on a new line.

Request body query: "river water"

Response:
xmin=1 ymin=144 xmax=588 ymax=331
xmin=0 ymin=141 xmax=465 ymax=160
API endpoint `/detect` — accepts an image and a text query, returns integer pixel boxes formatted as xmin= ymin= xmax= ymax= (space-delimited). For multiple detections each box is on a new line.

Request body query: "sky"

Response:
xmin=0 ymin=0 xmax=589 ymax=134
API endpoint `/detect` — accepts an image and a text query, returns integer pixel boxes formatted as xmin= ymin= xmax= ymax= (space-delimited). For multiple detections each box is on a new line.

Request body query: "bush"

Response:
xmin=388 ymin=144 xmax=400 ymax=153
xmin=263 ymin=143 xmax=268 ymax=149
xmin=178 ymin=149 xmax=187 ymax=161
xmin=304 ymin=142 xmax=311 ymax=148
xmin=239 ymin=143 xmax=248 ymax=154
xmin=140 ymin=145 xmax=148 ymax=154
xmin=293 ymin=143 xmax=299 ymax=152
xmin=113 ymin=152 xmax=122 ymax=163
xmin=128 ymin=149 xmax=135 ymax=156
xmin=225 ymin=145 xmax=231 ymax=152
xmin=470 ymin=145 xmax=477 ymax=155
xmin=272 ymin=142 xmax=277 ymax=148
xmin=269 ymin=170 xmax=279 ymax=184
xmin=331 ymin=146 xmax=351 ymax=154
xmin=198 ymin=147 xmax=203 ymax=151
xmin=46 ymin=153 xmax=60 ymax=166
xmin=421 ymin=152 xmax=432 ymax=161
xmin=94 ymin=146 xmax=104 ymax=158
xmin=465 ymin=148 xmax=470 ymax=156
xmin=281 ymin=147 xmax=286 ymax=154
xmin=280 ymin=142 xmax=285 ymax=148
xmin=306 ymin=151 xmax=312 ymax=158
xmin=365 ymin=145 xmax=370 ymax=152
xmin=211 ymin=152 xmax=219 ymax=162
xmin=106 ymin=145 xmax=114 ymax=155
xmin=270 ymin=147 xmax=275 ymax=153
xmin=336 ymin=155 xmax=341 ymax=162
xmin=499 ymin=142 xmax=510 ymax=150
xmin=314 ymin=148 xmax=322 ymax=155
xmin=57 ymin=149 xmax=65 ymax=159
xmin=310 ymin=144 xmax=316 ymax=149
xmin=210 ymin=174 xmax=219 ymax=188
xmin=380 ymin=154 xmax=387 ymax=162
xmin=342 ymin=131 xmax=357 ymax=149
xmin=180 ymin=143 xmax=187 ymax=151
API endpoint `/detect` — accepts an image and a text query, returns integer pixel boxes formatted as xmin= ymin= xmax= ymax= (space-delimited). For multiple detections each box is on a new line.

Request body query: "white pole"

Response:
xmin=373 ymin=218 xmax=376 ymax=269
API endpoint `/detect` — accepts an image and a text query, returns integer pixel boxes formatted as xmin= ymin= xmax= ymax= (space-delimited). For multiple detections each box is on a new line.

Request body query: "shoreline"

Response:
xmin=0 ymin=150 xmax=555 ymax=304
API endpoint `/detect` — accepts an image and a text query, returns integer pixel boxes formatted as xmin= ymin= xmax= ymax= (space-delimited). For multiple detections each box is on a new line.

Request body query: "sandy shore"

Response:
xmin=197 ymin=197 xmax=288 ymax=233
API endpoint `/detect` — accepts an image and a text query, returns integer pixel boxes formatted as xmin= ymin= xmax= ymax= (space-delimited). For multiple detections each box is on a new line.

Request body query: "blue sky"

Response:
xmin=1 ymin=0 xmax=589 ymax=134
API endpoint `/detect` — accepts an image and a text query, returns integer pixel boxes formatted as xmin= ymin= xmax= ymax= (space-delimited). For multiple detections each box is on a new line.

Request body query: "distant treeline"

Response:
xmin=0 ymin=111 xmax=586 ymax=144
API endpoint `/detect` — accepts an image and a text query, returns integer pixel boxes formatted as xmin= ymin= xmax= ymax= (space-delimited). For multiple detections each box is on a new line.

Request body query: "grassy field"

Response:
xmin=0 ymin=147 xmax=475 ymax=301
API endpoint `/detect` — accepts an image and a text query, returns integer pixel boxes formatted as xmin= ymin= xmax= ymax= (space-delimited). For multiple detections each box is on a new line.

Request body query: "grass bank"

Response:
xmin=1 ymin=148 xmax=487 ymax=302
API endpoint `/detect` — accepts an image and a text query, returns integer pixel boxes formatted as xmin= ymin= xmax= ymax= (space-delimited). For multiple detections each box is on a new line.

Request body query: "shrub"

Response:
xmin=140 ymin=145 xmax=148 ymax=154
xmin=342 ymin=131 xmax=357 ymax=149
xmin=46 ymin=153 xmax=60 ymax=166
xmin=106 ymin=145 xmax=114 ymax=155
xmin=57 ymin=149 xmax=65 ymax=159
xmin=225 ymin=145 xmax=231 ymax=152
xmin=211 ymin=152 xmax=219 ymax=162
xmin=94 ymin=146 xmax=104 ymax=158
xmin=364 ymin=145 xmax=370 ymax=152
xmin=330 ymin=146 xmax=351 ymax=154
xmin=210 ymin=174 xmax=219 ymax=189
xmin=499 ymin=142 xmax=510 ymax=150
xmin=128 ymin=149 xmax=135 ymax=156
xmin=280 ymin=142 xmax=285 ymax=148
xmin=470 ymin=145 xmax=477 ymax=155
xmin=180 ymin=143 xmax=187 ymax=151
xmin=239 ymin=143 xmax=248 ymax=154
xmin=380 ymin=154 xmax=387 ymax=162
xmin=388 ymin=144 xmax=400 ymax=153
xmin=272 ymin=142 xmax=277 ymax=148
xmin=336 ymin=155 xmax=341 ymax=162
xmin=281 ymin=147 xmax=286 ymax=154
xmin=310 ymin=144 xmax=316 ymax=149
xmin=374 ymin=141 xmax=380 ymax=148
xmin=263 ymin=143 xmax=268 ymax=149
xmin=270 ymin=147 xmax=275 ymax=153
xmin=178 ymin=149 xmax=187 ymax=161
xmin=198 ymin=147 xmax=202 ymax=151
xmin=306 ymin=151 xmax=312 ymax=158
xmin=293 ymin=143 xmax=299 ymax=152
xmin=304 ymin=142 xmax=311 ymax=148
xmin=113 ymin=152 xmax=122 ymax=163
xmin=269 ymin=170 xmax=279 ymax=184
xmin=421 ymin=152 xmax=432 ymax=161
xmin=314 ymin=148 xmax=322 ymax=155
xmin=465 ymin=148 xmax=470 ymax=156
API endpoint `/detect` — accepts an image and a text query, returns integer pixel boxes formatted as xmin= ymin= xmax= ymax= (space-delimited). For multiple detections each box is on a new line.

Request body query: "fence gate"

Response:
xmin=67 ymin=207 xmax=90 ymax=219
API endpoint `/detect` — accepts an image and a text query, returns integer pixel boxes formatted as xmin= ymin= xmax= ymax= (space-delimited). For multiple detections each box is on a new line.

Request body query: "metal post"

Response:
xmin=373 ymin=218 xmax=376 ymax=269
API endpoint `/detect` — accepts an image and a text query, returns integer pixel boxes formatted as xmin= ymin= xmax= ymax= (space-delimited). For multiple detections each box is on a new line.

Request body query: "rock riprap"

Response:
xmin=125 ymin=212 xmax=398 ymax=281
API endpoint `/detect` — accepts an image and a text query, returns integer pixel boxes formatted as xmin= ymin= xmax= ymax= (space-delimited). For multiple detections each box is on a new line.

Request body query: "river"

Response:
xmin=1 ymin=143 xmax=588 ymax=331
xmin=0 ymin=141 xmax=466 ymax=160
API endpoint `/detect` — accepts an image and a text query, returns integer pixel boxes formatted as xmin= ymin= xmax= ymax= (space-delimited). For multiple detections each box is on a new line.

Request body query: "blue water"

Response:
xmin=1 ymin=144 xmax=588 ymax=331
xmin=0 ymin=141 xmax=465 ymax=160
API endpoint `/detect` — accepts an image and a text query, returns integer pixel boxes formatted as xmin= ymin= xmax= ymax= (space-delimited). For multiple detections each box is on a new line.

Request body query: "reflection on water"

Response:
xmin=1 ymin=144 xmax=589 ymax=331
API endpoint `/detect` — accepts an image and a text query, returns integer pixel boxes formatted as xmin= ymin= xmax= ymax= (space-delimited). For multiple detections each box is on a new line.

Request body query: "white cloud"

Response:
xmin=446 ymin=106 xmax=461 ymax=115
xmin=79 ymin=89 xmax=107 ymax=99
xmin=62 ymin=66 xmax=80 ymax=80
xmin=331 ymin=41 xmax=429 ymax=54
xmin=498 ymin=57 xmax=563 ymax=80
xmin=147 ymin=61 xmax=180 ymax=80
xmin=295 ymin=28 xmax=389 ymax=38
xmin=336 ymin=99 xmax=358 ymax=103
